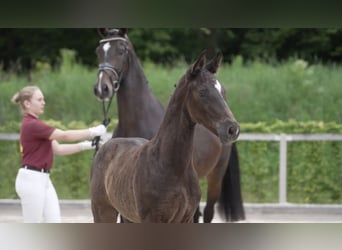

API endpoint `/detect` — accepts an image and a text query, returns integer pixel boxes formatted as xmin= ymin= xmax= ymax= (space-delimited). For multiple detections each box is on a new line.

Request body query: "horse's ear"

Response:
xmin=118 ymin=28 xmax=128 ymax=37
xmin=97 ymin=28 xmax=108 ymax=38
xmin=98 ymin=28 xmax=127 ymax=38
xmin=190 ymin=49 xmax=207 ymax=76
xmin=206 ymin=50 xmax=222 ymax=73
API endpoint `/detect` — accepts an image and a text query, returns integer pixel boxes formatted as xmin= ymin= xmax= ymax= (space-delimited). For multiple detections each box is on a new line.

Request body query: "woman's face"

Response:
xmin=25 ymin=89 xmax=45 ymax=117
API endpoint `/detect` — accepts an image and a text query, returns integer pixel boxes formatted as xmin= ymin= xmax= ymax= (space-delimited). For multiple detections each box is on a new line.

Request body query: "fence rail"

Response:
xmin=0 ymin=133 xmax=19 ymax=141
xmin=238 ymin=133 xmax=342 ymax=204
xmin=2 ymin=132 xmax=342 ymax=204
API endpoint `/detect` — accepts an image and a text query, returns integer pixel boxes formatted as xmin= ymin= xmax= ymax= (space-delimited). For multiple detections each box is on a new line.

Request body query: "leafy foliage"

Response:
xmin=1 ymin=49 xmax=342 ymax=203
xmin=238 ymin=121 xmax=342 ymax=203
xmin=0 ymin=28 xmax=341 ymax=73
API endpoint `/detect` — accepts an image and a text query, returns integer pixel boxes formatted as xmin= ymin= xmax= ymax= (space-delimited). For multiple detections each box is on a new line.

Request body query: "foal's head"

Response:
xmin=94 ymin=28 xmax=130 ymax=100
xmin=183 ymin=50 xmax=240 ymax=144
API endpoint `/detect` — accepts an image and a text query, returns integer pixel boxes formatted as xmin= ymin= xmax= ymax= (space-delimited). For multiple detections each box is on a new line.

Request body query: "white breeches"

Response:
xmin=15 ymin=168 xmax=61 ymax=223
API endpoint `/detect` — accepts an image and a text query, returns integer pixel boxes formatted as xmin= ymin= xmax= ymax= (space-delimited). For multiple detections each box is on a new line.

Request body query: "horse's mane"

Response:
xmin=125 ymin=38 xmax=150 ymax=86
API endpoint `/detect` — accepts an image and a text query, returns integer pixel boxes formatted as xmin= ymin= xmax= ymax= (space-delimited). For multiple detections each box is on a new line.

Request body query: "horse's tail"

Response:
xmin=218 ymin=143 xmax=246 ymax=221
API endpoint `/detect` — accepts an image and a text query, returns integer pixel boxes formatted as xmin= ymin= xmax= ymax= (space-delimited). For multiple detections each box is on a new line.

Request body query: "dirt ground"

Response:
xmin=1 ymin=200 xmax=342 ymax=223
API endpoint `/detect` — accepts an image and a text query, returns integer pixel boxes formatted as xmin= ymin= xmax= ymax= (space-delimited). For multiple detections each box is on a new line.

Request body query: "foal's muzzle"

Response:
xmin=217 ymin=120 xmax=240 ymax=144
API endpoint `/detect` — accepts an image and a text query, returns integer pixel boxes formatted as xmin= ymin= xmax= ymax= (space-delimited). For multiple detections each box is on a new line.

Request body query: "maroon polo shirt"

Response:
xmin=20 ymin=114 xmax=56 ymax=170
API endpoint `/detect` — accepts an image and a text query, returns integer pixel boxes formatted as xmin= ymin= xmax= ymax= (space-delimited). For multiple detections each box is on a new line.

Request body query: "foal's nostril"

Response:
xmin=227 ymin=125 xmax=240 ymax=137
xmin=218 ymin=121 xmax=240 ymax=144
xmin=228 ymin=126 xmax=235 ymax=135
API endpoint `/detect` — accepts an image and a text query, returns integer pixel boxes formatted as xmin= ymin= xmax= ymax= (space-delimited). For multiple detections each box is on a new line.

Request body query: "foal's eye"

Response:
xmin=198 ymin=89 xmax=208 ymax=98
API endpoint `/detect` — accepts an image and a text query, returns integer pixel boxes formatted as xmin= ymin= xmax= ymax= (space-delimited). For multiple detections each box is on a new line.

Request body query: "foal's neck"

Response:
xmin=151 ymin=82 xmax=196 ymax=174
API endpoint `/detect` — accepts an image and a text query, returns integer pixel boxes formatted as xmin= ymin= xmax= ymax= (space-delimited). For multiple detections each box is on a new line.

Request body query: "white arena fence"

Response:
xmin=2 ymin=132 xmax=342 ymax=205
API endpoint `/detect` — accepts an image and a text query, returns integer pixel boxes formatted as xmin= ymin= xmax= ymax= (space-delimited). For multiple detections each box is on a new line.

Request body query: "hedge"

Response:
xmin=1 ymin=120 xmax=342 ymax=204
xmin=237 ymin=120 xmax=342 ymax=203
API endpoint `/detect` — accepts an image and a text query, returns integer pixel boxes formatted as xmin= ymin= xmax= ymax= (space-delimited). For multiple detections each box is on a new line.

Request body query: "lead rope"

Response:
xmin=92 ymin=96 xmax=113 ymax=155
xmin=92 ymin=59 xmax=123 ymax=155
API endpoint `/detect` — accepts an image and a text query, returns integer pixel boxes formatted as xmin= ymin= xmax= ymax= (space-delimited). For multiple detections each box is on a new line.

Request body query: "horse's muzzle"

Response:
xmin=94 ymin=82 xmax=113 ymax=100
xmin=217 ymin=120 xmax=240 ymax=144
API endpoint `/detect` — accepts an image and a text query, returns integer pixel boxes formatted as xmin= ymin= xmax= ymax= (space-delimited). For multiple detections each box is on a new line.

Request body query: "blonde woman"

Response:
xmin=11 ymin=85 xmax=106 ymax=223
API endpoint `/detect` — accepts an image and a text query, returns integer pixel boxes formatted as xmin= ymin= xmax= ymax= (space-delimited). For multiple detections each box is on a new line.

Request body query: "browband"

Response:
xmin=99 ymin=37 xmax=127 ymax=43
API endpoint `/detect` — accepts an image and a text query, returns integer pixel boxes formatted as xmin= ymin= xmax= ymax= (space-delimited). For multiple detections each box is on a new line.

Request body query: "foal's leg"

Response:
xmin=91 ymin=199 xmax=119 ymax=223
xmin=121 ymin=216 xmax=133 ymax=223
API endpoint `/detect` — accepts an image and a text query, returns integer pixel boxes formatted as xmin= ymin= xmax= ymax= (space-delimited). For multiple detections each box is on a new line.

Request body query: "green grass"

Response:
xmin=2 ymin=53 xmax=342 ymax=126
xmin=216 ymin=57 xmax=342 ymax=123
xmin=1 ymin=51 xmax=342 ymax=202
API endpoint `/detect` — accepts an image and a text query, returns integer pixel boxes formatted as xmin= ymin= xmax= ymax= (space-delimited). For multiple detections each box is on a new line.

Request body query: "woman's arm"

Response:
xmin=52 ymin=140 xmax=95 ymax=156
xmin=49 ymin=124 xmax=106 ymax=142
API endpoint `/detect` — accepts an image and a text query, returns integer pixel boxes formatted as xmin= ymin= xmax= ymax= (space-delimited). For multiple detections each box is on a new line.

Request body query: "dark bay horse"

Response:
xmin=90 ymin=49 xmax=240 ymax=223
xmin=92 ymin=28 xmax=245 ymax=222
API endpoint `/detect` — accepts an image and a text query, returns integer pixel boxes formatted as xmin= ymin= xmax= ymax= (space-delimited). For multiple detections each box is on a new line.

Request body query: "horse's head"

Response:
xmin=94 ymin=28 xmax=129 ymax=100
xmin=184 ymin=50 xmax=240 ymax=144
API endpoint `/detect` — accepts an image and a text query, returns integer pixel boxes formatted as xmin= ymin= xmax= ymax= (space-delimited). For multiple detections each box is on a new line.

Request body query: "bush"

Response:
xmin=1 ymin=53 xmax=342 ymax=203
xmin=1 ymin=120 xmax=342 ymax=205
xmin=238 ymin=120 xmax=342 ymax=203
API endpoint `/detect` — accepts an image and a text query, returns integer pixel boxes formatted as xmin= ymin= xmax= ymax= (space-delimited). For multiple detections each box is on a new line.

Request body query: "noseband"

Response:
xmin=98 ymin=62 xmax=120 ymax=92
xmin=98 ymin=36 xmax=128 ymax=92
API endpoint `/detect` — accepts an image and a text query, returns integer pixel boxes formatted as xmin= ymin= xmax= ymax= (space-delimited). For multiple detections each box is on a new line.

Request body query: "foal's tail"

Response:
xmin=218 ymin=143 xmax=246 ymax=221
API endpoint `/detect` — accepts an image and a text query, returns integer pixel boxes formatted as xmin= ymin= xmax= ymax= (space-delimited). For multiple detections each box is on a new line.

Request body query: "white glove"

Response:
xmin=88 ymin=124 xmax=107 ymax=137
xmin=78 ymin=141 xmax=95 ymax=151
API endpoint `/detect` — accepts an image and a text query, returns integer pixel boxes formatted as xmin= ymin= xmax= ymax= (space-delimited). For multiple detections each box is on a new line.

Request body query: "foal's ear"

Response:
xmin=206 ymin=51 xmax=222 ymax=73
xmin=190 ymin=50 xmax=207 ymax=76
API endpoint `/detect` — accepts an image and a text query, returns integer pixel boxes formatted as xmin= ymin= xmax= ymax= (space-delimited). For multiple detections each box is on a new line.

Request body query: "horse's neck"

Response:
xmin=151 ymin=90 xmax=196 ymax=174
xmin=117 ymin=68 xmax=151 ymax=107
xmin=116 ymin=59 xmax=164 ymax=138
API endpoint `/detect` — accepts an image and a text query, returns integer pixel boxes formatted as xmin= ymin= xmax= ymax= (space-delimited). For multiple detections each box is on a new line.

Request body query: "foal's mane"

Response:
xmin=170 ymin=58 xmax=210 ymax=104
xmin=161 ymin=60 xmax=210 ymax=131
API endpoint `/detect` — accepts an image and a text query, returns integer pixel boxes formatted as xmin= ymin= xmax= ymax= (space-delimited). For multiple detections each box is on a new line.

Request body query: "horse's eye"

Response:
xmin=116 ymin=44 xmax=127 ymax=55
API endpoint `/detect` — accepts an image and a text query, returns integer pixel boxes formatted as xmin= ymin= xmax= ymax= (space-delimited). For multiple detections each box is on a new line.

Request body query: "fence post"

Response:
xmin=279 ymin=133 xmax=287 ymax=204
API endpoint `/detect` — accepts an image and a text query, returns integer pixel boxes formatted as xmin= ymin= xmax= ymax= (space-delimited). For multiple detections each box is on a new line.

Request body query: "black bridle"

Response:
xmin=92 ymin=36 xmax=128 ymax=154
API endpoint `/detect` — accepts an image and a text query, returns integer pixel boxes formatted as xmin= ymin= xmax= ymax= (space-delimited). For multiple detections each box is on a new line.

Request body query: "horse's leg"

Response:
xmin=203 ymin=145 xmax=230 ymax=223
xmin=217 ymin=143 xmax=245 ymax=221
xmin=193 ymin=206 xmax=201 ymax=223
xmin=192 ymin=125 xmax=222 ymax=223
xmin=204 ymin=173 xmax=223 ymax=223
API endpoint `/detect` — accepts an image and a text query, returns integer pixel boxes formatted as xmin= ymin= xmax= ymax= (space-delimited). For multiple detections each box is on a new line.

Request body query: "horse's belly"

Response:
xmin=193 ymin=125 xmax=222 ymax=177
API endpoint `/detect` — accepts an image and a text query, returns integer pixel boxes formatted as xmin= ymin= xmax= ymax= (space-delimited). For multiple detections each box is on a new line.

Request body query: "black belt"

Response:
xmin=22 ymin=165 xmax=50 ymax=173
